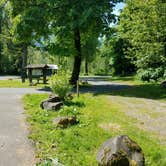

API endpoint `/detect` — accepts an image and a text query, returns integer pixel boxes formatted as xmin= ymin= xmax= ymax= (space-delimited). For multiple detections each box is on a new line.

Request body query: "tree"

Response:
xmin=82 ymin=33 xmax=99 ymax=75
xmin=10 ymin=0 xmax=123 ymax=84
xmin=0 ymin=0 xmax=22 ymax=74
xmin=118 ymin=0 xmax=166 ymax=81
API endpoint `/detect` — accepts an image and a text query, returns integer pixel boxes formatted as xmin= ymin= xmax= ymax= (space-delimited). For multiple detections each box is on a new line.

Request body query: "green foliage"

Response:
xmin=9 ymin=0 xmax=123 ymax=81
xmin=109 ymin=37 xmax=136 ymax=76
xmin=118 ymin=0 xmax=166 ymax=80
xmin=50 ymin=70 xmax=72 ymax=100
xmin=138 ymin=68 xmax=165 ymax=82
xmin=0 ymin=1 xmax=22 ymax=74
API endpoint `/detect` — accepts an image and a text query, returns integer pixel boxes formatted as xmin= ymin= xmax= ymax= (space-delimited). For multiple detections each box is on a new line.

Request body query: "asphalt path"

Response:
xmin=0 ymin=88 xmax=49 ymax=166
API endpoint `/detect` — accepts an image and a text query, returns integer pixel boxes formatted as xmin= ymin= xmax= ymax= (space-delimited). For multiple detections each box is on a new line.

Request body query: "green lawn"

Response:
xmin=110 ymin=84 xmax=166 ymax=101
xmin=23 ymin=92 xmax=166 ymax=166
xmin=108 ymin=75 xmax=143 ymax=85
xmin=0 ymin=79 xmax=48 ymax=88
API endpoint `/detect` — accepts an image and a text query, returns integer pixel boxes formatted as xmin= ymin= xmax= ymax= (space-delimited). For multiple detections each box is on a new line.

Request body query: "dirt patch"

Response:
xmin=99 ymin=123 xmax=122 ymax=132
xmin=108 ymin=96 xmax=166 ymax=145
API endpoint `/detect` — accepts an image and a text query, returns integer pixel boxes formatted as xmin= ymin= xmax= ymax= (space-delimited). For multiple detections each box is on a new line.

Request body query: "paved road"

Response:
xmin=0 ymin=88 xmax=49 ymax=166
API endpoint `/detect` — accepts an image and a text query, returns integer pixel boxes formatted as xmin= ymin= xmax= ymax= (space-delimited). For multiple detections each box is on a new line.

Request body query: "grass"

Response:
xmin=107 ymin=75 xmax=143 ymax=85
xmin=23 ymin=93 xmax=166 ymax=166
xmin=0 ymin=79 xmax=48 ymax=88
xmin=109 ymin=84 xmax=166 ymax=101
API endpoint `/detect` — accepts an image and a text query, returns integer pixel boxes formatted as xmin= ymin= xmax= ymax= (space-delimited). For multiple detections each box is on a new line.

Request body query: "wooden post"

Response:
xmin=43 ymin=69 xmax=47 ymax=84
xmin=21 ymin=44 xmax=28 ymax=83
xmin=28 ymin=69 xmax=32 ymax=84
xmin=76 ymin=80 xmax=79 ymax=97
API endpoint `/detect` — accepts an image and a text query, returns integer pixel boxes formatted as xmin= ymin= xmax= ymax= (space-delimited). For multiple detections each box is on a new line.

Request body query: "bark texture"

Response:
xmin=70 ymin=28 xmax=82 ymax=85
xmin=21 ymin=44 xmax=28 ymax=83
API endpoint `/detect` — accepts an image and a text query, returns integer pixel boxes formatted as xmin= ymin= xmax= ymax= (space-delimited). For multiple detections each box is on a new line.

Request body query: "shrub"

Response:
xmin=50 ymin=70 xmax=73 ymax=100
xmin=138 ymin=68 xmax=165 ymax=82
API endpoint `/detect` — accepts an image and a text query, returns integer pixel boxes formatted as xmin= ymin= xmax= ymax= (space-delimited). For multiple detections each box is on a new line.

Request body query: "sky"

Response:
xmin=113 ymin=2 xmax=125 ymax=16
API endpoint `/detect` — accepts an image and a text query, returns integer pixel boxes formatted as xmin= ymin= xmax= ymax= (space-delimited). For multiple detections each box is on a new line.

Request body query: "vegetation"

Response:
xmin=50 ymin=70 xmax=72 ymax=100
xmin=23 ymin=92 xmax=166 ymax=166
xmin=118 ymin=0 xmax=166 ymax=81
xmin=1 ymin=0 xmax=122 ymax=84
xmin=0 ymin=79 xmax=48 ymax=88
xmin=0 ymin=1 xmax=165 ymax=165
xmin=1 ymin=1 xmax=165 ymax=82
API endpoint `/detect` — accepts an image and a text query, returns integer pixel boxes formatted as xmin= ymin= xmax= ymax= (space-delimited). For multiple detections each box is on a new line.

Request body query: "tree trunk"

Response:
xmin=70 ymin=28 xmax=82 ymax=85
xmin=21 ymin=44 xmax=28 ymax=83
xmin=85 ymin=57 xmax=88 ymax=75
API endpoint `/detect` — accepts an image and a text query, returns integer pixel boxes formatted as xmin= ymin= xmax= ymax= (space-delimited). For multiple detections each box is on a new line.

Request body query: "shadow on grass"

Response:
xmin=77 ymin=84 xmax=131 ymax=94
xmin=97 ymin=84 xmax=166 ymax=100
xmin=64 ymin=100 xmax=85 ymax=108
xmin=37 ymin=83 xmax=165 ymax=100
xmin=77 ymin=83 xmax=166 ymax=100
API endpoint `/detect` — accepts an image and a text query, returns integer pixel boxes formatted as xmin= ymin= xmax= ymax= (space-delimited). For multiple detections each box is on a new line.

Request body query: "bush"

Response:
xmin=50 ymin=70 xmax=73 ymax=100
xmin=138 ymin=68 xmax=165 ymax=82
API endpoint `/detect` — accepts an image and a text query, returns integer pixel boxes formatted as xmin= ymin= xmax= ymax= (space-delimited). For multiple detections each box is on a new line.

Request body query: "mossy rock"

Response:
xmin=96 ymin=135 xmax=145 ymax=166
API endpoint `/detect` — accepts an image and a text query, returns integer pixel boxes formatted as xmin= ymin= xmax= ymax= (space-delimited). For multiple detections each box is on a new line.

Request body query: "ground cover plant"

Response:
xmin=23 ymin=91 xmax=166 ymax=166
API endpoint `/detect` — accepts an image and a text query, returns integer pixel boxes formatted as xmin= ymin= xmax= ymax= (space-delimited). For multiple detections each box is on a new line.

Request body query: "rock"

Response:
xmin=161 ymin=81 xmax=166 ymax=88
xmin=40 ymin=95 xmax=62 ymax=111
xmin=96 ymin=135 xmax=145 ymax=166
xmin=48 ymin=95 xmax=61 ymax=102
xmin=41 ymin=101 xmax=63 ymax=111
xmin=66 ymin=93 xmax=73 ymax=100
xmin=53 ymin=116 xmax=77 ymax=128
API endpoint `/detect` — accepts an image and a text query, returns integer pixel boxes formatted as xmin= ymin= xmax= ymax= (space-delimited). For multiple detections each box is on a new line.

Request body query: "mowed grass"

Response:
xmin=0 ymin=79 xmax=47 ymax=88
xmin=109 ymin=84 xmax=166 ymax=101
xmin=23 ymin=93 xmax=166 ymax=166
xmin=108 ymin=75 xmax=143 ymax=85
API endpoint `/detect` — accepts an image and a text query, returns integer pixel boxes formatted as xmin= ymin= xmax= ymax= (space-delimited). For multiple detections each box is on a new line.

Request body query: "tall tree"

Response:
xmin=118 ymin=0 xmax=166 ymax=80
xmin=10 ymin=0 xmax=51 ymax=81
xmin=10 ymin=0 xmax=123 ymax=84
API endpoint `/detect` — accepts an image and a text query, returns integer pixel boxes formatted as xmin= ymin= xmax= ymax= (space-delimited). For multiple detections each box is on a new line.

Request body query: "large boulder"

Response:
xmin=96 ymin=135 xmax=145 ymax=166
xmin=53 ymin=116 xmax=77 ymax=128
xmin=40 ymin=95 xmax=63 ymax=111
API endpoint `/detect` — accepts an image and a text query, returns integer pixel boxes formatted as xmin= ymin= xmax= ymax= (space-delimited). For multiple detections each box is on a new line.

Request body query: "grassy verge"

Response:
xmin=0 ymin=79 xmax=47 ymax=88
xmin=23 ymin=93 xmax=166 ymax=166
xmin=109 ymin=84 xmax=166 ymax=101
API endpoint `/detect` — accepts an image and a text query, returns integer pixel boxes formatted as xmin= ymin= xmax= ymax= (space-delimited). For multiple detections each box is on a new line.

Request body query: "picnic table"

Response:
xmin=26 ymin=64 xmax=58 ymax=84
